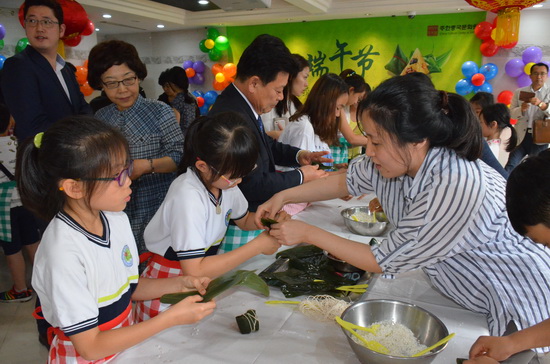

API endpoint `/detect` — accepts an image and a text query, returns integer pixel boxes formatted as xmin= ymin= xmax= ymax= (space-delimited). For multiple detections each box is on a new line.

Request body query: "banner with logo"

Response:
xmin=227 ymin=12 xmax=486 ymax=92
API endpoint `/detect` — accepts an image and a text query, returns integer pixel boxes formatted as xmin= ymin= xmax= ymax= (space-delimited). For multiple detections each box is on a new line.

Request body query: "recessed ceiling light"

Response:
xmin=457 ymin=8 xmax=463 ymax=11
xmin=157 ymin=24 xmax=165 ymax=28
xmin=198 ymin=0 xmax=209 ymax=4
xmin=102 ymin=14 xmax=112 ymax=18
xmin=95 ymin=28 xmax=100 ymax=31
xmin=533 ymin=4 xmax=543 ymax=7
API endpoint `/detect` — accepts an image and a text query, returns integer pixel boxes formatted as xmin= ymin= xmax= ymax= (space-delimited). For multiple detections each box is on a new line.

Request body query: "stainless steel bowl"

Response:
xmin=340 ymin=299 xmax=449 ymax=364
xmin=341 ymin=206 xmax=389 ymax=236
xmin=323 ymin=250 xmax=365 ymax=274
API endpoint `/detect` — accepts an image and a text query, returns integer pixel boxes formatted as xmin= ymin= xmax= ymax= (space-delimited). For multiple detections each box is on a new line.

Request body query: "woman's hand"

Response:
xmin=269 ymin=220 xmax=312 ymax=246
xmin=468 ymin=335 xmax=515 ymax=362
xmin=166 ymin=295 xmax=216 ymax=325
xmin=464 ymin=356 xmax=499 ymax=364
xmin=179 ymin=276 xmax=211 ymax=296
xmin=255 ymin=194 xmax=286 ymax=229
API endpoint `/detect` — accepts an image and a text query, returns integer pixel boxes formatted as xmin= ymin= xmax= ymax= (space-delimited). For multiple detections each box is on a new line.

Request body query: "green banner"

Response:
xmin=227 ymin=12 xmax=486 ymax=92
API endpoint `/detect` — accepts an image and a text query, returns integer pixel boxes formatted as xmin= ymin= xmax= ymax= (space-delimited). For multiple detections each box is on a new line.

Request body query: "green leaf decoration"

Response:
xmin=384 ymin=45 xmax=409 ymax=76
xmin=261 ymin=217 xmax=278 ymax=228
xmin=435 ymin=49 xmax=453 ymax=70
xmin=160 ymin=270 xmax=269 ymax=304
xmin=312 ymin=162 xmax=337 ymax=171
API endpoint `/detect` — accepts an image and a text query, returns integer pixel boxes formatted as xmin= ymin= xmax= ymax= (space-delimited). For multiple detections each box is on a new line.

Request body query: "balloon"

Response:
xmin=192 ymin=90 xmax=204 ymax=98
xmin=205 ymin=39 xmax=215 ymax=50
xmin=196 ymin=96 xmax=205 ymax=108
xmin=510 ymin=118 xmax=517 ymax=125
xmin=517 ymin=73 xmax=532 ymax=88
xmin=208 ymin=48 xmax=222 ymax=61
xmin=455 ymin=79 xmax=473 ymax=96
xmin=203 ymin=90 xmax=218 ymax=105
xmin=471 ymin=73 xmax=485 ymax=87
xmin=480 ymin=40 xmax=498 ymax=57
xmin=207 ymin=28 xmax=220 ymax=40
xmin=185 ymin=67 xmax=196 ymax=78
xmin=524 ymin=62 xmax=535 ymax=76
xmin=476 ymin=83 xmax=493 ymax=93
xmin=474 ymin=21 xmax=493 ymax=40
xmin=183 ymin=60 xmax=194 ymax=69
xmin=193 ymin=73 xmax=205 ymax=85
xmin=214 ymin=35 xmax=229 ymax=51
xmin=461 ymin=61 xmax=478 ymax=78
xmin=15 ymin=38 xmax=29 ymax=53
xmin=213 ymin=81 xmax=225 ymax=91
xmin=215 ymin=72 xmax=225 ymax=83
xmin=212 ymin=63 xmax=224 ymax=75
xmin=80 ymin=82 xmax=93 ymax=96
xmin=505 ymin=59 xmax=525 ymax=78
xmin=199 ymin=39 xmax=209 ymax=53
xmin=83 ymin=59 xmax=88 ymax=68
xmin=0 ymin=39 xmax=4 ymax=51
xmin=75 ymin=66 xmax=87 ymax=84
xmin=0 ymin=55 xmax=5 ymax=70
xmin=199 ymin=105 xmax=209 ymax=115
xmin=522 ymin=46 xmax=543 ymax=64
xmin=192 ymin=61 xmax=206 ymax=73
xmin=64 ymin=35 xmax=82 ymax=47
xmin=81 ymin=20 xmax=94 ymax=36
xmin=501 ymin=40 xmax=518 ymax=49
xmin=223 ymin=63 xmax=237 ymax=78
xmin=0 ymin=24 xmax=5 ymax=40
xmin=497 ymin=90 xmax=514 ymax=105
xmin=479 ymin=63 xmax=498 ymax=80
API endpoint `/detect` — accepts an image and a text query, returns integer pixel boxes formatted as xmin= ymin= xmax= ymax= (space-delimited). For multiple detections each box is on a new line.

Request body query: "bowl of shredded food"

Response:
xmin=339 ymin=299 xmax=450 ymax=364
xmin=341 ymin=206 xmax=389 ymax=236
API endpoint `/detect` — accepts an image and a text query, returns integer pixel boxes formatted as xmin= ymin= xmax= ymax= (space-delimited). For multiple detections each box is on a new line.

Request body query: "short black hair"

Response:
xmin=506 ymin=149 xmax=550 ymax=236
xmin=87 ymin=40 xmax=147 ymax=90
xmin=531 ymin=62 xmax=549 ymax=74
xmin=24 ymin=0 xmax=64 ymax=25
xmin=470 ymin=92 xmax=494 ymax=111
xmin=236 ymin=34 xmax=297 ymax=85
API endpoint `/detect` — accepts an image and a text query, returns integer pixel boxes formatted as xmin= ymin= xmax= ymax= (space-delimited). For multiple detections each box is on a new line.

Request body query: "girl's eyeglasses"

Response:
xmin=209 ymin=164 xmax=257 ymax=188
xmin=79 ymin=161 xmax=133 ymax=187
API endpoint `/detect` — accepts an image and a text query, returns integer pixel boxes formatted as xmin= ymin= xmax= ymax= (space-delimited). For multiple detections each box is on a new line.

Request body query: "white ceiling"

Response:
xmin=3 ymin=0 xmax=549 ymax=35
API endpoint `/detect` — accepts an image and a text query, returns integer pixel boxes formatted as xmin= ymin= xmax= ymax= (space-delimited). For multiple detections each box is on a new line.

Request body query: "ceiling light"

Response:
xmin=533 ymin=4 xmax=543 ymax=7
xmin=102 ymin=14 xmax=112 ymax=18
xmin=198 ymin=0 xmax=209 ymax=4
xmin=157 ymin=24 xmax=165 ymax=28
xmin=457 ymin=8 xmax=463 ymax=11
xmin=95 ymin=28 xmax=100 ymax=31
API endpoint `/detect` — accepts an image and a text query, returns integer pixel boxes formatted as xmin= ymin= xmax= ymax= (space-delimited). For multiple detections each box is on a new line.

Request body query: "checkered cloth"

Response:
xmin=49 ymin=303 xmax=133 ymax=363
xmin=134 ymin=254 xmax=182 ymax=322
xmin=220 ymin=224 xmax=262 ymax=253
xmin=330 ymin=137 xmax=351 ymax=165
xmin=0 ymin=181 xmax=16 ymax=242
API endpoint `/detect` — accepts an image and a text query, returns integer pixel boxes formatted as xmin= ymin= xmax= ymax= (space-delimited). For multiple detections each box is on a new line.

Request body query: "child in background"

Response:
xmin=0 ymin=103 xmax=40 ymax=302
xmin=480 ymin=103 xmax=518 ymax=167
xmin=466 ymin=149 xmax=550 ymax=363
xmin=279 ymin=73 xmax=349 ymax=170
xmin=136 ymin=112 xmax=282 ymax=321
xmin=17 ymin=116 xmax=215 ymax=363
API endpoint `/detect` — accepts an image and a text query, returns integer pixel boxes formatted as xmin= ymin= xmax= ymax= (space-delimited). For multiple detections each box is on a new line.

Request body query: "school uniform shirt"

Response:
xmin=32 ymin=211 xmax=139 ymax=361
xmin=144 ymin=170 xmax=249 ymax=260
xmin=347 ymin=147 xmax=550 ymax=348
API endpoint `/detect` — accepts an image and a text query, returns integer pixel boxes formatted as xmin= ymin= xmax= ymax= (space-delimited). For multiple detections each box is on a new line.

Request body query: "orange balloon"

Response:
xmin=75 ymin=66 xmax=88 ymax=85
xmin=213 ymin=81 xmax=225 ymax=91
xmin=185 ymin=67 xmax=196 ymax=78
xmin=212 ymin=63 xmax=223 ymax=75
xmin=223 ymin=63 xmax=237 ymax=78
xmin=83 ymin=60 xmax=88 ymax=68
xmin=80 ymin=82 xmax=93 ymax=96
xmin=215 ymin=72 xmax=225 ymax=83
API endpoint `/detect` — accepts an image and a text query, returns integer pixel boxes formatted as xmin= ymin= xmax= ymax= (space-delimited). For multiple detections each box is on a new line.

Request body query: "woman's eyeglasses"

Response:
xmin=79 ymin=161 xmax=133 ymax=187
xmin=102 ymin=76 xmax=138 ymax=90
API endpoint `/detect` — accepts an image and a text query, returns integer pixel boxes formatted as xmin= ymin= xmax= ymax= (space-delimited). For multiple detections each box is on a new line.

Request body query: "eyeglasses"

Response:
xmin=79 ymin=161 xmax=133 ymax=187
xmin=25 ymin=18 xmax=59 ymax=28
xmin=209 ymin=164 xmax=257 ymax=188
xmin=102 ymin=76 xmax=138 ymax=90
xmin=532 ymin=72 xmax=548 ymax=77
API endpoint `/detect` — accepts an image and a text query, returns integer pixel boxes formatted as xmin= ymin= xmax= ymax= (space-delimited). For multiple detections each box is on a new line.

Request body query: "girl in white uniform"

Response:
xmin=136 ymin=112 xmax=282 ymax=321
xmin=480 ymin=103 xmax=518 ymax=167
xmin=257 ymin=74 xmax=550 ymax=353
xmin=18 ymin=116 xmax=215 ymax=364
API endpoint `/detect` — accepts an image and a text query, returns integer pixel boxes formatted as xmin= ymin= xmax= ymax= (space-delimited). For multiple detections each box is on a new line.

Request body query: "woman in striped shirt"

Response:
xmin=256 ymin=73 xmax=550 ymax=351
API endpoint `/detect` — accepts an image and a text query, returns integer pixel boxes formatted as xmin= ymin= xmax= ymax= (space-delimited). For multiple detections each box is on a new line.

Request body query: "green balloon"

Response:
xmin=16 ymin=38 xmax=29 ymax=53
xmin=208 ymin=47 xmax=222 ymax=61
xmin=206 ymin=27 xmax=220 ymax=40
xmin=214 ymin=36 xmax=229 ymax=51
xmin=199 ymin=39 xmax=209 ymax=53
xmin=0 ymin=39 xmax=4 ymax=51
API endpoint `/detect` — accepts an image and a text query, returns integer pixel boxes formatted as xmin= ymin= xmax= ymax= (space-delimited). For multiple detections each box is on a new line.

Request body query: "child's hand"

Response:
xmin=179 ymin=276 xmax=211 ymax=296
xmin=274 ymin=210 xmax=291 ymax=222
xmin=258 ymin=231 xmax=281 ymax=255
xmin=168 ymin=295 xmax=216 ymax=325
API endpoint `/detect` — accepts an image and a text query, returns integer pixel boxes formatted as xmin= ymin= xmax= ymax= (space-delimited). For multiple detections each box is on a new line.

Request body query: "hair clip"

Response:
xmin=347 ymin=71 xmax=356 ymax=77
xmin=33 ymin=132 xmax=44 ymax=149
xmin=59 ymin=187 xmax=64 ymax=191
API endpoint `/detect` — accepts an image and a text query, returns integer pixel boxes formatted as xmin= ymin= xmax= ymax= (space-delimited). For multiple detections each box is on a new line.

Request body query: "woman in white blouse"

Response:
xmin=256 ymin=73 xmax=550 ymax=349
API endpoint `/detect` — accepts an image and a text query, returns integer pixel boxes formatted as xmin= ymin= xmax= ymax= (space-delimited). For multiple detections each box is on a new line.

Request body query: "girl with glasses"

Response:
xmin=136 ymin=112 xmax=283 ymax=322
xmin=17 ymin=116 xmax=215 ymax=363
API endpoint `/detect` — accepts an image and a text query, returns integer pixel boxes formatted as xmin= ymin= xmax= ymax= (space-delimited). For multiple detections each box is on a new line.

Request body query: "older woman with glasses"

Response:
xmin=87 ymin=40 xmax=184 ymax=254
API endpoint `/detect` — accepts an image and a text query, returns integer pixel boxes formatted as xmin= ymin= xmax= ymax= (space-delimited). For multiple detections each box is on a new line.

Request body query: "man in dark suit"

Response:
xmin=1 ymin=0 xmax=92 ymax=142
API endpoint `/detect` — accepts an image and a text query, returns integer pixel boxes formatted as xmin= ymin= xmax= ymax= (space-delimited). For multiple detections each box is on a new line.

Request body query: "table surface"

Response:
xmin=112 ymin=197 xmax=491 ymax=364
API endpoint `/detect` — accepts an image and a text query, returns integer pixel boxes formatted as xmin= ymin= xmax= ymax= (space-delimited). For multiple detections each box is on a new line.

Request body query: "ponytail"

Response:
xmin=481 ymin=103 xmax=518 ymax=153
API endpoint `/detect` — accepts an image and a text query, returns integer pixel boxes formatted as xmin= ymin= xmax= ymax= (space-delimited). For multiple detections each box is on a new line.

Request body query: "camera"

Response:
xmin=408 ymin=11 xmax=416 ymax=19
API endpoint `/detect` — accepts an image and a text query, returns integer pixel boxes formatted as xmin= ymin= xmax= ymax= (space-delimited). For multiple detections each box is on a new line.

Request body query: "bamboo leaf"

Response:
xmin=435 ymin=49 xmax=453 ymax=69
xmin=384 ymin=45 xmax=409 ymax=76
xmin=261 ymin=217 xmax=278 ymax=228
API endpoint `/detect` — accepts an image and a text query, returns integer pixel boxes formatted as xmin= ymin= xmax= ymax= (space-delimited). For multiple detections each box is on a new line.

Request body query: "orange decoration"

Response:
xmin=212 ymin=63 xmax=224 ymax=75
xmin=222 ymin=63 xmax=237 ymax=78
xmin=80 ymin=82 xmax=93 ymax=96
xmin=185 ymin=67 xmax=196 ymax=78
xmin=213 ymin=81 xmax=225 ymax=91
xmin=75 ymin=65 xmax=87 ymax=84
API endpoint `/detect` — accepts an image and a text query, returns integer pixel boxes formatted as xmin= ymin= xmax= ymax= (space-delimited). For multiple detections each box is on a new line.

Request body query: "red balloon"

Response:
xmin=471 ymin=73 xmax=486 ymax=87
xmin=480 ymin=40 xmax=499 ymax=57
xmin=185 ymin=68 xmax=196 ymax=78
xmin=501 ymin=40 xmax=518 ymax=49
xmin=213 ymin=80 xmax=225 ymax=91
xmin=474 ymin=21 xmax=493 ymax=40
xmin=81 ymin=20 xmax=94 ymax=36
xmin=212 ymin=63 xmax=223 ymax=75
xmin=63 ymin=35 xmax=82 ymax=47
xmin=196 ymin=96 xmax=205 ymax=108
xmin=510 ymin=119 xmax=517 ymax=125
xmin=497 ymin=90 xmax=514 ymax=105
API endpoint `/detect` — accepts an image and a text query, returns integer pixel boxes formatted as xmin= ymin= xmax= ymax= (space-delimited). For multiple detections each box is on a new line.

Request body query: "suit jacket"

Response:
xmin=1 ymin=46 xmax=92 ymax=141
xmin=510 ymin=84 xmax=550 ymax=145
xmin=209 ymin=84 xmax=302 ymax=211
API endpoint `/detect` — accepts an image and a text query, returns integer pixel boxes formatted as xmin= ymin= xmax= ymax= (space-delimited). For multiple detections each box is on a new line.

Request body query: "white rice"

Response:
xmin=351 ymin=212 xmax=376 ymax=223
xmin=350 ymin=320 xmax=428 ymax=357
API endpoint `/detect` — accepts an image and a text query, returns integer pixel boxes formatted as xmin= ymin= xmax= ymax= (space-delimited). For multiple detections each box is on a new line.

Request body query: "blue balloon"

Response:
xmin=0 ymin=55 xmax=5 ymax=70
xmin=192 ymin=90 xmax=204 ymax=98
xmin=199 ymin=105 xmax=210 ymax=115
xmin=476 ymin=83 xmax=493 ymax=93
xmin=461 ymin=61 xmax=479 ymax=78
xmin=203 ymin=90 xmax=218 ymax=105
xmin=479 ymin=63 xmax=498 ymax=81
xmin=455 ymin=78 xmax=473 ymax=96
xmin=183 ymin=60 xmax=193 ymax=69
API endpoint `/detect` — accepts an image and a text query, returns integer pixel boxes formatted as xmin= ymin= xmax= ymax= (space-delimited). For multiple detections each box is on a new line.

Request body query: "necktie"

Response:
xmin=257 ymin=115 xmax=265 ymax=134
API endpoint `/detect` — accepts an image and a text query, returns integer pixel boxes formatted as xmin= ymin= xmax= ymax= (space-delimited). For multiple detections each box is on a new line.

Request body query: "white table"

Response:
xmin=112 ymin=197 xmax=493 ymax=364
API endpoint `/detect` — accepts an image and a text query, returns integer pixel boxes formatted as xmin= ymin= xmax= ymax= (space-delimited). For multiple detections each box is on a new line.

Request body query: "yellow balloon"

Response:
xmin=525 ymin=62 xmax=535 ymax=75
xmin=215 ymin=72 xmax=225 ymax=83
xmin=205 ymin=39 xmax=215 ymax=50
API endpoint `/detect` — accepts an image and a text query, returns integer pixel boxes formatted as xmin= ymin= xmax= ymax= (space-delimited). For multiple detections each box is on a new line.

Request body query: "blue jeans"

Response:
xmin=505 ymin=131 xmax=548 ymax=172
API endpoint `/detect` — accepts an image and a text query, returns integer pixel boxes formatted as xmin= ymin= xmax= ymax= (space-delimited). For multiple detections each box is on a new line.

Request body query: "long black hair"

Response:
xmin=358 ymin=73 xmax=482 ymax=161
xmin=275 ymin=54 xmax=309 ymax=117
xmin=179 ymin=112 xmax=259 ymax=184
